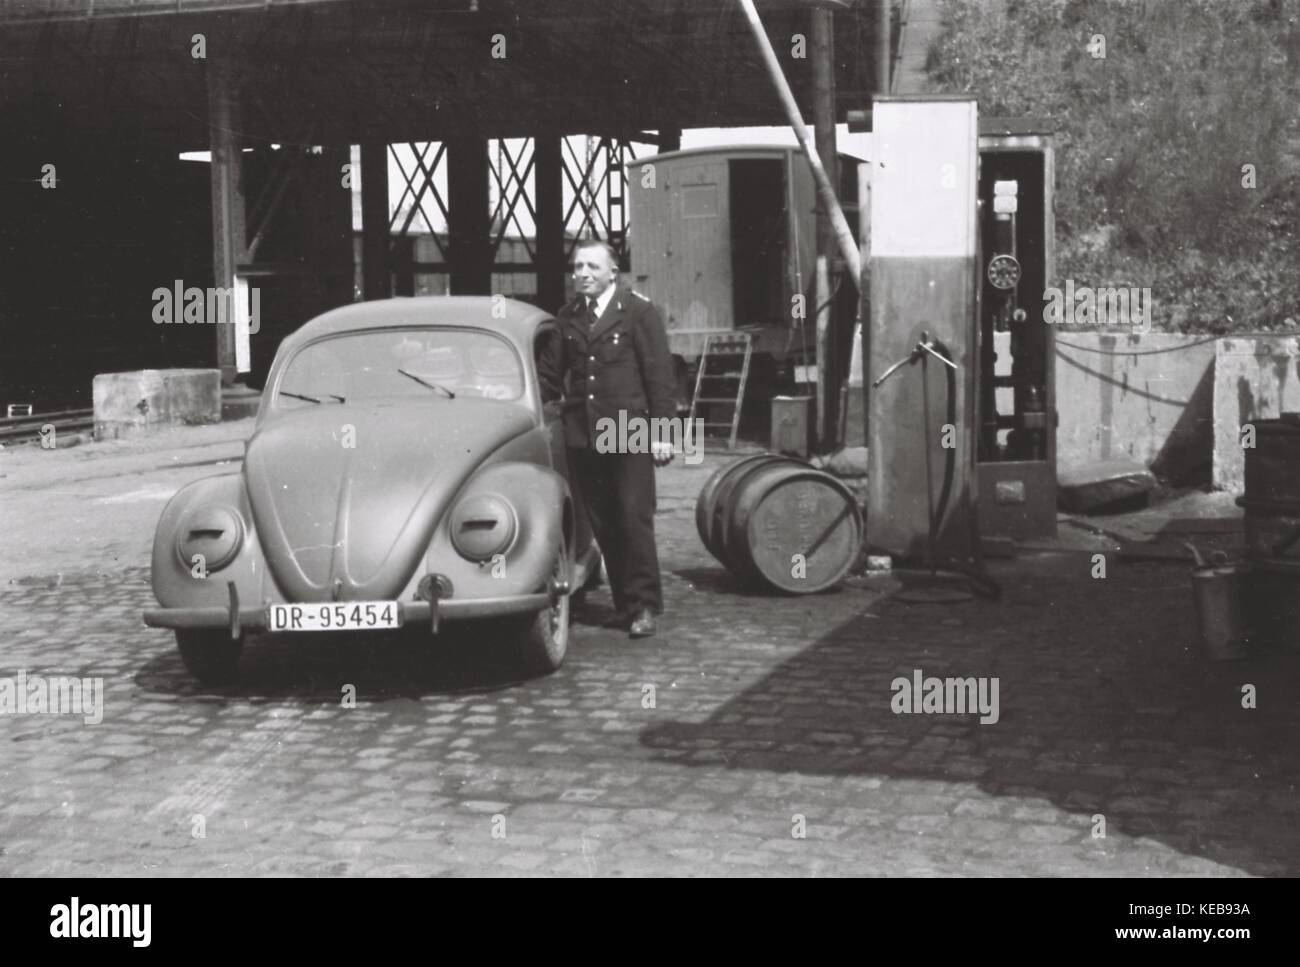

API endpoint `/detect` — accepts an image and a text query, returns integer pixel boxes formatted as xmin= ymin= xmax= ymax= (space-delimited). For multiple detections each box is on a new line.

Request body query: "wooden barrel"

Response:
xmin=695 ymin=453 xmax=862 ymax=593
xmin=1240 ymin=415 xmax=1300 ymax=562
xmin=695 ymin=453 xmax=807 ymax=565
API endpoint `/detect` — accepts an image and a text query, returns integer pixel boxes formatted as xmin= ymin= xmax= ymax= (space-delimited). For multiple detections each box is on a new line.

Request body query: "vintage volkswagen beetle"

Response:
xmin=144 ymin=296 xmax=599 ymax=683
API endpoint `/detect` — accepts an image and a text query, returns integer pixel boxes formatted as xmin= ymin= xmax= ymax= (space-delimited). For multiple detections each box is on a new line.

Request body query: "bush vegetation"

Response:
xmin=925 ymin=0 xmax=1299 ymax=332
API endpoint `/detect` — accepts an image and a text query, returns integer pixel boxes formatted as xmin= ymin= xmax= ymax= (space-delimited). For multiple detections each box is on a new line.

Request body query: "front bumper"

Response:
xmin=143 ymin=582 xmax=553 ymax=637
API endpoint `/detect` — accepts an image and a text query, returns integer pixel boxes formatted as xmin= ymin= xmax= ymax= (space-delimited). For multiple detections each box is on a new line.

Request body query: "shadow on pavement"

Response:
xmin=128 ymin=592 xmax=641 ymax=700
xmin=643 ymin=554 xmax=1300 ymax=876
xmin=134 ymin=624 xmax=539 ymax=700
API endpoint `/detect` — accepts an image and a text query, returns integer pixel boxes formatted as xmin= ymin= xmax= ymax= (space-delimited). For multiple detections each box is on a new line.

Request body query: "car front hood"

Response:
xmin=243 ymin=398 xmax=534 ymax=601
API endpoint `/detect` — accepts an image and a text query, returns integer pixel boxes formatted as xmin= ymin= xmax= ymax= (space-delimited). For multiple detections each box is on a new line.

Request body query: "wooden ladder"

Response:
xmin=689 ymin=332 xmax=753 ymax=451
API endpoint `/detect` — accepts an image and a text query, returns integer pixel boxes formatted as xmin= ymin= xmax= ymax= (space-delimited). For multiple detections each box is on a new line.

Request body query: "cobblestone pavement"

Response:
xmin=1 ymin=447 xmax=1298 ymax=876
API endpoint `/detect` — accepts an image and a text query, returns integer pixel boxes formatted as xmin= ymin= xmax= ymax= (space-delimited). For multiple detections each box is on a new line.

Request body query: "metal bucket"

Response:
xmin=1190 ymin=559 xmax=1248 ymax=660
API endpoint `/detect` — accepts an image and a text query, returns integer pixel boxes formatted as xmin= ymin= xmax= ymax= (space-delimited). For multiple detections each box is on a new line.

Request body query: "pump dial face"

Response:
xmin=987 ymin=254 xmax=1021 ymax=290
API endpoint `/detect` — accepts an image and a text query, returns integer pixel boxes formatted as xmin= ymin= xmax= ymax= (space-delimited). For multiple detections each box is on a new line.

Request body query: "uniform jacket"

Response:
xmin=538 ymin=285 xmax=677 ymax=449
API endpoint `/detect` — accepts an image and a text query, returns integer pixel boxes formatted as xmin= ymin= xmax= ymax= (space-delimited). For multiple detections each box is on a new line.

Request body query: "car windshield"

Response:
xmin=276 ymin=328 xmax=525 ymax=407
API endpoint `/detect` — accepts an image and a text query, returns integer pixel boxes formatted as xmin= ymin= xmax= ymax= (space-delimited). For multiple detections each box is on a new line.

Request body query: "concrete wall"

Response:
xmin=1213 ymin=336 xmax=1300 ymax=493
xmin=1052 ymin=332 xmax=1217 ymax=482
xmin=1050 ymin=332 xmax=1300 ymax=494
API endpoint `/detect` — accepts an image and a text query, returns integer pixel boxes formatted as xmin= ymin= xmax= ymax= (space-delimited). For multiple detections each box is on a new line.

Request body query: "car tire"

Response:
xmin=515 ymin=548 xmax=574 ymax=674
xmin=517 ymin=590 xmax=570 ymax=675
xmin=175 ymin=629 xmax=244 ymax=684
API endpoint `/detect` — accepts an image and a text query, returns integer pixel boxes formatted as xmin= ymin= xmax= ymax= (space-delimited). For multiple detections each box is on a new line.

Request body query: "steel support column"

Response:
xmin=207 ymin=59 xmax=245 ymax=385
xmin=534 ymin=135 xmax=566 ymax=312
xmin=360 ymin=141 xmax=391 ymax=300
xmin=447 ymin=138 xmax=491 ymax=295
xmin=321 ymin=146 xmax=356 ymax=307
xmin=812 ymin=7 xmax=842 ymax=446
xmin=812 ymin=10 xmax=838 ymax=262
xmin=878 ymin=0 xmax=892 ymax=93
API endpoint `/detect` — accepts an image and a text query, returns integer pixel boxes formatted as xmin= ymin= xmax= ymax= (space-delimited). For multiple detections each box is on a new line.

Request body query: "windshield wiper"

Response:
xmin=280 ymin=390 xmax=346 ymax=404
xmin=397 ymin=368 xmax=456 ymax=398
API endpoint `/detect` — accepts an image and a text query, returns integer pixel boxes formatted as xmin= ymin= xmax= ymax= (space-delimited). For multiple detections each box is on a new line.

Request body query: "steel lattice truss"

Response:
xmin=388 ymin=141 xmax=450 ymax=262
xmin=490 ymin=138 xmax=536 ymax=265
xmin=382 ymin=135 xmax=650 ymax=279
xmin=562 ymin=136 xmax=653 ymax=262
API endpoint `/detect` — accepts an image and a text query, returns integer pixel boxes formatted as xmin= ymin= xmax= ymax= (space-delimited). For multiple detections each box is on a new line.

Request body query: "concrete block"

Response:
xmin=1058 ymin=458 xmax=1156 ymax=513
xmin=92 ymin=368 xmax=221 ymax=441
xmin=1213 ymin=337 xmax=1300 ymax=494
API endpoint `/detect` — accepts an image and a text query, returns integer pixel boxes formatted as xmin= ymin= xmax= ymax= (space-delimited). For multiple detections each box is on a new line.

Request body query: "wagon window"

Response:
xmin=276 ymin=328 xmax=525 ymax=407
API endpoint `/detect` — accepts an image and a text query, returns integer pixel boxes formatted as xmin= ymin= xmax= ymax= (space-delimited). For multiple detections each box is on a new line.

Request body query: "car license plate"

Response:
xmin=266 ymin=601 xmax=402 ymax=632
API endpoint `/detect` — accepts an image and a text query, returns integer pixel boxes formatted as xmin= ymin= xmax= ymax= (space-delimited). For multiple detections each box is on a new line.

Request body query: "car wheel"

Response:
xmin=515 ymin=549 xmax=574 ymax=674
xmin=175 ymin=629 xmax=244 ymax=684
xmin=517 ymin=589 xmax=570 ymax=675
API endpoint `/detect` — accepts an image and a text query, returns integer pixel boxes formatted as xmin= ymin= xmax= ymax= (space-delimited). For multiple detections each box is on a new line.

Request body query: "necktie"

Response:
xmin=587 ymin=297 xmax=599 ymax=327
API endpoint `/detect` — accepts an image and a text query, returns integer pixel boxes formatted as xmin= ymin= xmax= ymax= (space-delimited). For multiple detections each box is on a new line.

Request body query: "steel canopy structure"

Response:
xmin=0 ymin=0 xmax=889 ymax=401
xmin=1 ymin=0 xmax=882 ymax=144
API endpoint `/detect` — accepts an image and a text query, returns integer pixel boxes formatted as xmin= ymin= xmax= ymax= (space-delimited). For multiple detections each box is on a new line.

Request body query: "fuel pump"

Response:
xmin=865 ymin=102 xmax=1057 ymax=562
xmin=983 ymin=179 xmax=1045 ymax=460
xmin=867 ymin=96 xmax=980 ymax=565
xmin=975 ymin=122 xmax=1057 ymax=539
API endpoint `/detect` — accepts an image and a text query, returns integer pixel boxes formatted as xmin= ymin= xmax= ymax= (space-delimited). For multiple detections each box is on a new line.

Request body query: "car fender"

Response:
xmin=408 ymin=461 xmax=571 ymax=602
xmin=150 ymin=473 xmax=265 ymax=610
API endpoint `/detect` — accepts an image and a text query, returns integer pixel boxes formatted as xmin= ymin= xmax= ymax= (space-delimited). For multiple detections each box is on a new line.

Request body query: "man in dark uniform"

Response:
xmin=538 ymin=239 xmax=676 ymax=638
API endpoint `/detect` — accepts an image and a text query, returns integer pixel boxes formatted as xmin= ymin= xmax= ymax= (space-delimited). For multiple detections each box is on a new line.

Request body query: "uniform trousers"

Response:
xmin=568 ymin=446 xmax=662 ymax=615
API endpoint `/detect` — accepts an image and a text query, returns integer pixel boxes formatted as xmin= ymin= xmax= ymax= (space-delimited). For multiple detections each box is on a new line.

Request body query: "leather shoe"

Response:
xmin=628 ymin=609 xmax=657 ymax=639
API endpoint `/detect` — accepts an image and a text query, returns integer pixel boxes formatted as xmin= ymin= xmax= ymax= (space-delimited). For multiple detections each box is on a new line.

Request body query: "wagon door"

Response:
xmin=670 ymin=160 xmax=732 ymax=331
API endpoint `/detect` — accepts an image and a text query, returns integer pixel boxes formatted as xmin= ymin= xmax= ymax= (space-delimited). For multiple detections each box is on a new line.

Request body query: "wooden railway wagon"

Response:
xmin=625 ymin=145 xmax=864 ymax=407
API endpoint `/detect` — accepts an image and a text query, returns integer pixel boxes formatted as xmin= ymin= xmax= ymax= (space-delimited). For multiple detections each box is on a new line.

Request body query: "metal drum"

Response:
xmin=696 ymin=453 xmax=862 ymax=593
xmin=1240 ymin=415 xmax=1300 ymax=562
xmin=1236 ymin=414 xmax=1300 ymax=650
xmin=695 ymin=453 xmax=807 ymax=565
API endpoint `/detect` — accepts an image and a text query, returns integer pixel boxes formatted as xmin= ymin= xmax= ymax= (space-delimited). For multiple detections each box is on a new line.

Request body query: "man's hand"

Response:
xmin=651 ymin=440 xmax=675 ymax=467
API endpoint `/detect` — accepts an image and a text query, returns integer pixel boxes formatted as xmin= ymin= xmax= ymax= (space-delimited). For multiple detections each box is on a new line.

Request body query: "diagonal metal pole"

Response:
xmin=921 ymin=350 xmax=937 ymax=578
xmin=736 ymin=0 xmax=862 ymax=285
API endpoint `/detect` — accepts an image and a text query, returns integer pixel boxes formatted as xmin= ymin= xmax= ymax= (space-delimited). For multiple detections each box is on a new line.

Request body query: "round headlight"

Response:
xmin=176 ymin=506 xmax=244 ymax=572
xmin=449 ymin=493 xmax=517 ymax=562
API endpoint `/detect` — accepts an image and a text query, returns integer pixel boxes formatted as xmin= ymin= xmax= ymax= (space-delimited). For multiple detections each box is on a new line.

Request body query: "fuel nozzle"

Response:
xmin=872 ymin=331 xmax=958 ymax=388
